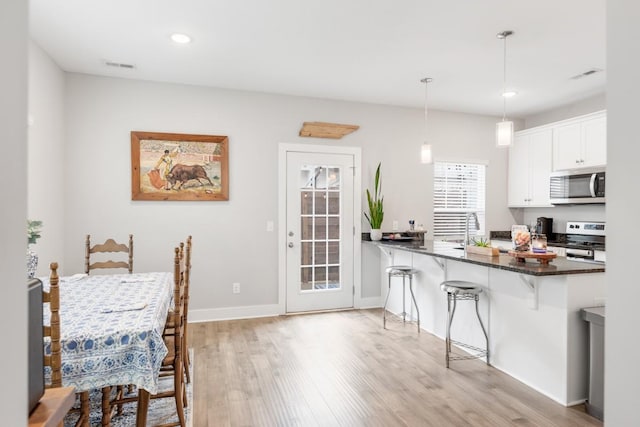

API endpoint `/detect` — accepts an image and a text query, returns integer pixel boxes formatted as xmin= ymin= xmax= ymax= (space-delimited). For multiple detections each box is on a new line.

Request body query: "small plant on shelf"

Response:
xmin=471 ymin=237 xmax=491 ymax=247
xmin=364 ymin=162 xmax=384 ymax=230
xmin=27 ymin=219 xmax=43 ymax=247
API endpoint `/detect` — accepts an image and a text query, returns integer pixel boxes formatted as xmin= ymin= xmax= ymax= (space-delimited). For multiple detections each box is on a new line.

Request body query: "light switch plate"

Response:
xmin=392 ymin=220 xmax=399 ymax=231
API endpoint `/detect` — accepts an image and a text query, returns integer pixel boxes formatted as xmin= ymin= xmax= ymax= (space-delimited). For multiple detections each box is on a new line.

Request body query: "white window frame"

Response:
xmin=433 ymin=161 xmax=487 ymax=239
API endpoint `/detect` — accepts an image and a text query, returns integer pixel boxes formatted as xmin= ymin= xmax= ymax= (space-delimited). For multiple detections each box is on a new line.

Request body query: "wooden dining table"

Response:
xmin=41 ymin=271 xmax=173 ymax=426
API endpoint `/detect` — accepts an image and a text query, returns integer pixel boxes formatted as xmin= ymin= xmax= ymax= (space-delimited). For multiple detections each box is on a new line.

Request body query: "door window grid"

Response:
xmin=299 ymin=165 xmax=341 ymax=291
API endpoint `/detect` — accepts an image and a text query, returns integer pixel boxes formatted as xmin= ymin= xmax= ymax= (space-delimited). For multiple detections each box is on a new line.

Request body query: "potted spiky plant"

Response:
xmin=365 ymin=163 xmax=384 ymax=241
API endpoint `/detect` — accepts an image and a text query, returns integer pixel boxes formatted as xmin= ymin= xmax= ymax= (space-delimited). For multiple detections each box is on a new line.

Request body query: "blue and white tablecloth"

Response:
xmin=41 ymin=272 xmax=173 ymax=394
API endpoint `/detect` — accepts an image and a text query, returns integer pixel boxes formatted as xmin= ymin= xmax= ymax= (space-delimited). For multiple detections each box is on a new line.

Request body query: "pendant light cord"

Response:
xmin=424 ymin=79 xmax=429 ymax=137
xmin=421 ymin=77 xmax=432 ymax=141
xmin=498 ymin=30 xmax=513 ymax=121
xmin=502 ymin=34 xmax=507 ymax=121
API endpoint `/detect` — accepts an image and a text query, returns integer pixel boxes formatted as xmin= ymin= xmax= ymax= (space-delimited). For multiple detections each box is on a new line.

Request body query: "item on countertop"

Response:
xmin=471 ymin=237 xmax=491 ymax=247
xmin=532 ymin=234 xmax=548 ymax=253
xmin=409 ymin=220 xmax=415 ymax=231
xmin=536 ymin=217 xmax=553 ymax=236
xmin=27 ymin=219 xmax=43 ymax=246
xmin=364 ymin=162 xmax=384 ymax=240
xmin=508 ymin=250 xmax=557 ymax=265
xmin=511 ymin=225 xmax=530 ymax=252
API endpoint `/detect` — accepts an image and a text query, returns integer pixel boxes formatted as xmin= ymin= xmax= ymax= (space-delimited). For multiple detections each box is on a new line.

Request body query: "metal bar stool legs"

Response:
xmin=408 ymin=274 xmax=420 ymax=331
xmin=441 ymin=280 xmax=489 ymax=368
xmin=383 ymin=266 xmax=420 ymax=332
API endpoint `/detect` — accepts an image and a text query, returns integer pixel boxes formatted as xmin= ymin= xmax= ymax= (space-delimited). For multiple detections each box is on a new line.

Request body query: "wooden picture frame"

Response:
xmin=131 ymin=131 xmax=229 ymax=201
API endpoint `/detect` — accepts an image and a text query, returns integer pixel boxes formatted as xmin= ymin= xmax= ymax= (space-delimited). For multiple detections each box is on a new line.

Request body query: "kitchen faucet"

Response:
xmin=464 ymin=212 xmax=480 ymax=254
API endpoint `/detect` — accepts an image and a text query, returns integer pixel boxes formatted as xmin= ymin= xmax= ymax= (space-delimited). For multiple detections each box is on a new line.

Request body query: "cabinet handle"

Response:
xmin=575 ymin=160 xmax=580 ymax=164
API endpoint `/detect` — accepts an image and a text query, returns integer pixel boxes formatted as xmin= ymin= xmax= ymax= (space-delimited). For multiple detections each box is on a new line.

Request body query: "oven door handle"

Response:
xmin=590 ymin=173 xmax=597 ymax=198
xmin=566 ymin=248 xmax=594 ymax=258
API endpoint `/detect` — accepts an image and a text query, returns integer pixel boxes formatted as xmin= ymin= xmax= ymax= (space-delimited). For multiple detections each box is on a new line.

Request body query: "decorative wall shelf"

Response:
xmin=299 ymin=122 xmax=359 ymax=139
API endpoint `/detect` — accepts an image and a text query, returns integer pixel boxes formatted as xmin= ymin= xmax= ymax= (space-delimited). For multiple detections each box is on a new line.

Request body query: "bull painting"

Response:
xmin=167 ymin=164 xmax=214 ymax=190
xmin=132 ymin=131 xmax=229 ymax=201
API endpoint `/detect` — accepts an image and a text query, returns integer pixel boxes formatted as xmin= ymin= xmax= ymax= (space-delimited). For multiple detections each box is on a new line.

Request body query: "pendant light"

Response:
xmin=420 ymin=77 xmax=433 ymax=164
xmin=496 ymin=30 xmax=514 ymax=147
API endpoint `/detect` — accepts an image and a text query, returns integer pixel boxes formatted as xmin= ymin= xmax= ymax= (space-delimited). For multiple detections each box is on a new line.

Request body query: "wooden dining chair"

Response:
xmin=85 ymin=234 xmax=133 ymax=274
xmin=111 ymin=244 xmax=188 ymax=427
xmin=46 ymin=263 xmax=90 ymax=427
xmin=164 ymin=238 xmax=192 ymax=387
xmin=44 ymin=262 xmax=62 ymax=390
xmin=182 ymin=236 xmax=192 ymax=384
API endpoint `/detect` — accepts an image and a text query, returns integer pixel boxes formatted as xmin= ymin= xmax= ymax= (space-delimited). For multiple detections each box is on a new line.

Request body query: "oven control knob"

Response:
xmin=575 ymin=225 xmax=580 ymax=229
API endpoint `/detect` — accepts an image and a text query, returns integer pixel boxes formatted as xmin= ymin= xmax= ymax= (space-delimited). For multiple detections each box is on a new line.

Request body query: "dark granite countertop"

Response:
xmin=366 ymin=239 xmax=605 ymax=277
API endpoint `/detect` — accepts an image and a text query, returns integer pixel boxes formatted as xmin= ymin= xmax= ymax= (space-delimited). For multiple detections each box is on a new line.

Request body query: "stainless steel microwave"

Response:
xmin=550 ymin=168 xmax=605 ymax=204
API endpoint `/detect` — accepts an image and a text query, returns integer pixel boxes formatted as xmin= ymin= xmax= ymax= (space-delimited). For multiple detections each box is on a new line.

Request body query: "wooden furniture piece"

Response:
xmin=41 ymin=270 xmax=174 ymax=426
xmin=508 ymin=250 xmax=557 ymax=265
xmin=29 ymin=387 xmax=76 ymax=427
xmin=45 ymin=263 xmax=90 ymax=427
xmin=118 ymin=244 xmax=188 ymax=427
xmin=43 ymin=263 xmax=62 ymax=389
xmin=85 ymin=234 xmax=134 ymax=274
xmin=182 ymin=236 xmax=192 ymax=384
xmin=298 ymin=121 xmax=359 ymax=139
xmin=159 ymin=238 xmax=193 ymax=384
xmin=382 ymin=265 xmax=420 ymax=332
xmin=440 ymin=280 xmax=489 ymax=368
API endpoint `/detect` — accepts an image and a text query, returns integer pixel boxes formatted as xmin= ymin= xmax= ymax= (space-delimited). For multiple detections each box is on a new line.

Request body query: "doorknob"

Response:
xmin=288 ymin=242 xmax=294 ymax=248
xmin=288 ymin=231 xmax=294 ymax=237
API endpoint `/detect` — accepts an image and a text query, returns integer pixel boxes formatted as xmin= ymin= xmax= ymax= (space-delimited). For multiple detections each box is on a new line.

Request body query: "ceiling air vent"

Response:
xmin=570 ymin=68 xmax=603 ymax=80
xmin=104 ymin=60 xmax=136 ymax=70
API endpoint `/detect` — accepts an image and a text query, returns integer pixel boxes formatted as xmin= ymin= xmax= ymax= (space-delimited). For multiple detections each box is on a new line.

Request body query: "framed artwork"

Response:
xmin=131 ymin=131 xmax=229 ymax=201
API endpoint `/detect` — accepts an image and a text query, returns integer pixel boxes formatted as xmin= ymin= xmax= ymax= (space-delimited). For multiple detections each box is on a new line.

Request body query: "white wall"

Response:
xmin=605 ymin=1 xmax=640 ymax=424
xmin=28 ymin=40 xmax=66 ymax=276
xmin=0 ymin=0 xmax=28 ymax=422
xmin=524 ymin=93 xmax=606 ymax=128
xmin=521 ymin=205 xmax=605 ymax=235
xmin=57 ymin=73 xmax=516 ymax=317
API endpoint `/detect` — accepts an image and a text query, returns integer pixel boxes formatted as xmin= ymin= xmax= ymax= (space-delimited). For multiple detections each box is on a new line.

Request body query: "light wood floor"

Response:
xmin=189 ymin=309 xmax=602 ymax=427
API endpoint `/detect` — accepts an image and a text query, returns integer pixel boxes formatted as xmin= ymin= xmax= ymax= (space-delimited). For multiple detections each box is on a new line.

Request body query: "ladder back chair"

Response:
xmin=182 ymin=236 xmax=192 ymax=384
xmin=46 ymin=262 xmax=90 ymax=426
xmin=111 ymin=244 xmax=188 ymax=427
xmin=44 ymin=262 xmax=62 ymax=389
xmin=85 ymin=234 xmax=133 ymax=274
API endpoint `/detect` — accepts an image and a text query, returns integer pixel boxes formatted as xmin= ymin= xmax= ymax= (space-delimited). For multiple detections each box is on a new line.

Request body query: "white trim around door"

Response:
xmin=278 ymin=143 xmax=362 ymax=314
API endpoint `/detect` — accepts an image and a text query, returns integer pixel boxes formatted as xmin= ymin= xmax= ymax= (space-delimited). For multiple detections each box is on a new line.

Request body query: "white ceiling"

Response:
xmin=29 ymin=0 xmax=606 ymax=118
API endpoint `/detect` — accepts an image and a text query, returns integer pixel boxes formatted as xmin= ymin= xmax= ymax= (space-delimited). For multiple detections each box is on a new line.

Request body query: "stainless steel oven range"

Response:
xmin=564 ymin=221 xmax=605 ymax=264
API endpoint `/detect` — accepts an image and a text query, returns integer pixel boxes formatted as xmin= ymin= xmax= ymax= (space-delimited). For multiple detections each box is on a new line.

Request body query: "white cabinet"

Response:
xmin=553 ymin=112 xmax=606 ymax=170
xmin=508 ymin=128 xmax=553 ymax=207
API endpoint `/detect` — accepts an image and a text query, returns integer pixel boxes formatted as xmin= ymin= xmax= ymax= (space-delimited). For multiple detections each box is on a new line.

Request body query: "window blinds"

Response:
xmin=433 ymin=162 xmax=486 ymax=238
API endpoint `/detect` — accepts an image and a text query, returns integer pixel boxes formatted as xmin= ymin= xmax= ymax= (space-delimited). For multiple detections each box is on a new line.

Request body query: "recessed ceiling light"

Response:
xmin=171 ymin=33 xmax=191 ymax=44
xmin=502 ymin=91 xmax=517 ymax=98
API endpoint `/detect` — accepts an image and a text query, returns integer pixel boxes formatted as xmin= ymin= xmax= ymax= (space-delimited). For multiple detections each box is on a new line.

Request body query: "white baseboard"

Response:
xmin=358 ymin=296 xmax=382 ymax=308
xmin=189 ymin=304 xmax=281 ymax=323
xmin=188 ymin=300 xmax=386 ymax=323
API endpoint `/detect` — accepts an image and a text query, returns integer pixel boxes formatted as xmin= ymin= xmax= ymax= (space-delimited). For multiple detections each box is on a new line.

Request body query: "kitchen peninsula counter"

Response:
xmin=363 ymin=238 xmax=605 ymax=407
xmin=367 ymin=240 xmax=605 ymax=276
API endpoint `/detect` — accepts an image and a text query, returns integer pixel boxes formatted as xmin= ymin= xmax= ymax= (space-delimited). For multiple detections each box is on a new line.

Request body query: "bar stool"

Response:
xmin=383 ymin=265 xmax=420 ymax=332
xmin=440 ymin=280 xmax=489 ymax=368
